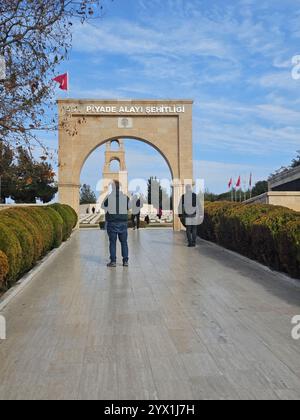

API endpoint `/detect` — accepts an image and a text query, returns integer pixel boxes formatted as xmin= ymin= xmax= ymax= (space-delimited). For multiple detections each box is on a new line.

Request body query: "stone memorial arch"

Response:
xmin=58 ymin=99 xmax=194 ymax=231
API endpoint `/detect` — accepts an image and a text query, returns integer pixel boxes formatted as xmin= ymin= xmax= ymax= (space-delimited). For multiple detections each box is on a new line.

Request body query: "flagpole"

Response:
xmin=67 ymin=72 xmax=70 ymax=99
xmin=243 ymin=178 xmax=247 ymax=202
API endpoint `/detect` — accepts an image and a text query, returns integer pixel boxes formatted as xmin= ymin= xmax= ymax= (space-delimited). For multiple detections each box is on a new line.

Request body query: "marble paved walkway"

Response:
xmin=0 ymin=229 xmax=300 ymax=400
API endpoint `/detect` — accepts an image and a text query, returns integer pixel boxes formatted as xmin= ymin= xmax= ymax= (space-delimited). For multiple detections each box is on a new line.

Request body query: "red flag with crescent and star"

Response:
xmin=52 ymin=73 xmax=68 ymax=91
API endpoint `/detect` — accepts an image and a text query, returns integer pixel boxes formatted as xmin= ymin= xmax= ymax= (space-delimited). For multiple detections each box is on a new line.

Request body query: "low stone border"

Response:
xmin=198 ymin=238 xmax=300 ymax=289
xmin=0 ymin=232 xmax=77 ymax=312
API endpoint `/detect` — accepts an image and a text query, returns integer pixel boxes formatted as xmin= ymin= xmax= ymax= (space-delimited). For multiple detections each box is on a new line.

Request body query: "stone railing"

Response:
xmin=269 ymin=165 xmax=300 ymax=189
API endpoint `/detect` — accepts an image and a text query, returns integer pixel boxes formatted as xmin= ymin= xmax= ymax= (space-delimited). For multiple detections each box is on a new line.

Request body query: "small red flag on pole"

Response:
xmin=236 ymin=176 xmax=241 ymax=188
xmin=52 ymin=73 xmax=68 ymax=91
xmin=228 ymin=178 xmax=233 ymax=189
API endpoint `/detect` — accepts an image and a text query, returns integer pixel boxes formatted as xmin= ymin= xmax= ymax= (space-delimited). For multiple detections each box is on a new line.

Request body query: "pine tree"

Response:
xmin=0 ymin=141 xmax=14 ymax=203
xmin=10 ymin=147 xmax=57 ymax=203
xmin=80 ymin=184 xmax=97 ymax=205
xmin=147 ymin=177 xmax=172 ymax=210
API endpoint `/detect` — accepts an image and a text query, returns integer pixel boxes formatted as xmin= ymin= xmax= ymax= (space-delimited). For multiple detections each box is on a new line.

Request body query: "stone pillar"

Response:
xmin=59 ymin=183 xmax=81 ymax=221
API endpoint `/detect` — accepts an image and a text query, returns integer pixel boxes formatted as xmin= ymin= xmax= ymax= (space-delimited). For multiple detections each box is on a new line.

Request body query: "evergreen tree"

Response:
xmin=80 ymin=184 xmax=97 ymax=204
xmin=291 ymin=151 xmax=300 ymax=168
xmin=0 ymin=141 xmax=14 ymax=203
xmin=251 ymin=180 xmax=268 ymax=197
xmin=147 ymin=177 xmax=172 ymax=210
xmin=10 ymin=147 xmax=57 ymax=203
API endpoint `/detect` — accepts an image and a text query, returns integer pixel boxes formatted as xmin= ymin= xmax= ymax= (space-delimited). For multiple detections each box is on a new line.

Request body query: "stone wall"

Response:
xmin=244 ymin=192 xmax=300 ymax=212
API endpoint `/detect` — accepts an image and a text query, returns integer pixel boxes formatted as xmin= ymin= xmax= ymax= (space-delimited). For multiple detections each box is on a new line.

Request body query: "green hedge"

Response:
xmin=1 ymin=208 xmax=44 ymax=263
xmin=0 ymin=214 xmax=36 ymax=276
xmin=198 ymin=202 xmax=300 ymax=279
xmin=0 ymin=204 xmax=77 ymax=291
xmin=0 ymin=250 xmax=9 ymax=288
xmin=50 ymin=203 xmax=77 ymax=241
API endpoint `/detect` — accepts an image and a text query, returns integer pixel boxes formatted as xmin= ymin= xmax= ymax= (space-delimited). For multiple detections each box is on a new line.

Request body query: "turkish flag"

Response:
xmin=52 ymin=73 xmax=68 ymax=91
xmin=236 ymin=176 xmax=241 ymax=188
xmin=228 ymin=178 xmax=233 ymax=189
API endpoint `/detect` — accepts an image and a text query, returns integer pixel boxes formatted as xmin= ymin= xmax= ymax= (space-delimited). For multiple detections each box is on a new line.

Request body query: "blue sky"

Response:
xmin=50 ymin=0 xmax=300 ymax=194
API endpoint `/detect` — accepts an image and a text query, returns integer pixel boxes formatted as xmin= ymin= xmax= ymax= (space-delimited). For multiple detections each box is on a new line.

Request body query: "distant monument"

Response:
xmin=97 ymin=139 xmax=128 ymax=211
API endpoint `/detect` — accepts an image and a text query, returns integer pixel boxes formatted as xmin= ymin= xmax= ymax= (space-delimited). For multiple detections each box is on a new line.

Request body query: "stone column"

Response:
xmin=58 ymin=183 xmax=81 ymax=226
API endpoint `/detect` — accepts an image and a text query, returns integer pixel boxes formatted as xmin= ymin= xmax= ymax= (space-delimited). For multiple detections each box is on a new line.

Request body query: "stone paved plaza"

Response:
xmin=0 ymin=230 xmax=300 ymax=400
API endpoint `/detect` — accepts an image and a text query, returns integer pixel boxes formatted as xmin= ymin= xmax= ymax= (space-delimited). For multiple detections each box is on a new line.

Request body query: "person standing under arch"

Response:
xmin=178 ymin=185 xmax=203 ymax=247
xmin=131 ymin=189 xmax=142 ymax=230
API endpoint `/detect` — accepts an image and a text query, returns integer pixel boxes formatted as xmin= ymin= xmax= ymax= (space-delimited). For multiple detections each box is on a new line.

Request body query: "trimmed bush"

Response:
xmin=0 ymin=214 xmax=35 ymax=274
xmin=2 ymin=208 xmax=44 ymax=262
xmin=43 ymin=207 xmax=64 ymax=248
xmin=0 ymin=222 xmax=23 ymax=285
xmin=0 ymin=203 xmax=77 ymax=289
xmin=216 ymin=204 xmax=285 ymax=256
xmin=50 ymin=204 xmax=75 ymax=240
xmin=277 ymin=220 xmax=300 ymax=278
xmin=62 ymin=204 xmax=78 ymax=229
xmin=251 ymin=208 xmax=299 ymax=270
xmin=0 ymin=251 xmax=9 ymax=288
xmin=198 ymin=201 xmax=300 ymax=279
xmin=26 ymin=207 xmax=55 ymax=253
xmin=198 ymin=201 xmax=240 ymax=242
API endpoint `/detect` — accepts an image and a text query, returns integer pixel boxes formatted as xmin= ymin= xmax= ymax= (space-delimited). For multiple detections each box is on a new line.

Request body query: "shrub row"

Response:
xmin=0 ymin=204 xmax=77 ymax=291
xmin=198 ymin=202 xmax=300 ymax=279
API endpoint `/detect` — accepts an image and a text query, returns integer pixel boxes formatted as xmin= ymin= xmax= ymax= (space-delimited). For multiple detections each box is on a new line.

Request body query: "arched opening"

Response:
xmin=79 ymin=136 xmax=174 ymax=179
xmin=109 ymin=158 xmax=121 ymax=172
xmin=80 ymin=137 xmax=174 ymax=228
xmin=110 ymin=140 xmax=120 ymax=151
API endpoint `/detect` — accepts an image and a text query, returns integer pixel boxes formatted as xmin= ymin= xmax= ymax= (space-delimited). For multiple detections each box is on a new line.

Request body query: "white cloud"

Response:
xmin=72 ymin=19 xmax=229 ymax=59
xmin=196 ymin=117 xmax=300 ymax=155
xmin=256 ymin=71 xmax=300 ymax=91
xmin=199 ymin=99 xmax=300 ymax=126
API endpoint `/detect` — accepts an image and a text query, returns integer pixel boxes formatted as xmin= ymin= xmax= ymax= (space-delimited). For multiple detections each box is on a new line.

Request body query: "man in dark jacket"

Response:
xmin=178 ymin=185 xmax=202 ymax=248
xmin=102 ymin=181 xmax=130 ymax=267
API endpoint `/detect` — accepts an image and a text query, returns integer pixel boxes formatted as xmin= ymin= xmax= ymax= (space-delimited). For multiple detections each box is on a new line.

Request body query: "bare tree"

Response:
xmin=0 ymin=0 xmax=112 ymax=152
